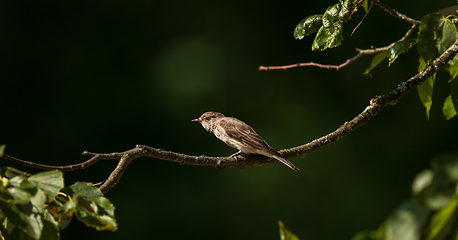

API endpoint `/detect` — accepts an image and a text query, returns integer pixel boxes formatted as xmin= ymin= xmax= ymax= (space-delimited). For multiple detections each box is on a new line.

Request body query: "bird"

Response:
xmin=192 ymin=111 xmax=299 ymax=172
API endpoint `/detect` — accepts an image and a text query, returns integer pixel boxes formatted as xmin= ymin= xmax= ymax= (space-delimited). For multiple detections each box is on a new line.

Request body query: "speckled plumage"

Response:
xmin=192 ymin=111 xmax=299 ymax=172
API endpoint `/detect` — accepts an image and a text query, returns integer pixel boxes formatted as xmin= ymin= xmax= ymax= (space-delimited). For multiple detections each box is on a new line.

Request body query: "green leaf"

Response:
xmin=95 ymin=197 xmax=115 ymax=217
xmin=312 ymin=3 xmax=345 ymax=51
xmin=67 ymin=182 xmax=103 ymax=200
xmin=417 ymin=57 xmax=436 ymax=120
xmin=0 ymin=176 xmax=38 ymax=204
xmin=339 ymin=0 xmax=353 ymax=22
xmin=294 ymin=15 xmax=323 ymax=39
xmin=385 ymin=201 xmax=430 ymax=240
xmin=312 ymin=22 xmax=343 ymax=51
xmin=28 ymin=171 xmax=64 ymax=202
xmin=388 ymin=39 xmax=417 ymax=66
xmin=3 ymin=217 xmax=15 ymax=234
xmin=417 ymin=13 xmax=458 ymax=63
xmin=361 ymin=0 xmax=369 ymax=13
xmin=428 ymin=197 xmax=458 ymax=240
xmin=364 ymin=51 xmax=388 ymax=77
xmin=59 ymin=200 xmax=75 ymax=230
xmin=452 ymin=78 xmax=458 ymax=116
xmin=443 ymin=95 xmax=457 ymax=120
xmin=297 ymin=1 xmax=355 ymax=50
xmin=443 ymin=56 xmax=458 ymax=81
xmin=0 ymin=167 xmax=30 ymax=179
xmin=1 ymin=226 xmax=35 ymax=240
xmin=279 ymin=221 xmax=299 ymax=240
xmin=352 ymin=225 xmax=385 ymax=240
xmin=39 ymin=212 xmax=59 ymax=240
xmin=76 ymin=210 xmax=117 ymax=231
xmin=364 ymin=39 xmax=417 ymax=76
xmin=63 ymin=182 xmax=117 ymax=231
xmin=423 ymin=154 xmax=458 ymax=210
xmin=0 ymin=145 xmax=5 ymax=158
xmin=6 ymin=187 xmax=34 ymax=204
xmin=431 ymin=153 xmax=458 ymax=185
xmin=0 ymin=189 xmax=46 ymax=239
xmin=75 ymin=195 xmax=117 ymax=230
xmin=417 ymin=74 xmax=436 ymax=120
xmin=412 ymin=170 xmax=433 ymax=196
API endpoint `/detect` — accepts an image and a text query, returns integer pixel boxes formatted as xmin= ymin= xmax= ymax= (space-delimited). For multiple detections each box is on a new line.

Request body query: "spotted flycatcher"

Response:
xmin=192 ymin=111 xmax=299 ymax=172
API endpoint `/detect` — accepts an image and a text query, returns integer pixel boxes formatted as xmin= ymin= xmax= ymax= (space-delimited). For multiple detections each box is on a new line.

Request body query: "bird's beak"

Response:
xmin=192 ymin=118 xmax=200 ymax=122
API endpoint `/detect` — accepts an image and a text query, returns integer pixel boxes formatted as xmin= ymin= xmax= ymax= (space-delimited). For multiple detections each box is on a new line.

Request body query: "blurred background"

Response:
xmin=1 ymin=0 xmax=457 ymax=239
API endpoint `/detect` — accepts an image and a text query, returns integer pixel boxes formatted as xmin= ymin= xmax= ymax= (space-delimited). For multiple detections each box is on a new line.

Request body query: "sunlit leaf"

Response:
xmin=339 ymin=0 xmax=353 ymax=21
xmin=352 ymin=225 xmax=384 ymax=240
xmin=312 ymin=3 xmax=345 ymax=51
xmin=6 ymin=187 xmax=34 ymax=204
xmin=279 ymin=221 xmax=299 ymax=240
xmin=412 ymin=170 xmax=433 ymax=195
xmin=385 ymin=201 xmax=430 ymax=240
xmin=443 ymin=56 xmax=458 ymax=81
xmin=0 ymin=167 xmax=30 ymax=179
xmin=428 ymin=197 xmax=458 ymax=240
xmin=68 ymin=182 xmax=103 ymax=200
xmin=0 ymin=189 xmax=46 ymax=239
xmin=364 ymin=51 xmax=388 ymax=77
xmin=59 ymin=200 xmax=76 ymax=230
xmin=424 ymin=154 xmax=458 ymax=210
xmin=76 ymin=201 xmax=117 ymax=231
xmin=451 ymin=78 xmax=458 ymax=117
xmin=29 ymin=171 xmax=64 ymax=202
xmin=431 ymin=153 xmax=458 ymax=184
xmin=294 ymin=15 xmax=323 ymax=39
xmin=364 ymin=39 xmax=416 ymax=76
xmin=417 ymin=74 xmax=436 ymax=120
xmin=96 ymin=197 xmax=115 ymax=217
xmin=1 ymin=176 xmax=38 ymax=204
xmin=62 ymin=182 xmax=117 ymax=232
xmin=361 ymin=0 xmax=369 ymax=12
xmin=443 ymin=95 xmax=457 ymax=120
xmin=3 ymin=217 xmax=15 ymax=234
xmin=0 ymin=145 xmax=5 ymax=158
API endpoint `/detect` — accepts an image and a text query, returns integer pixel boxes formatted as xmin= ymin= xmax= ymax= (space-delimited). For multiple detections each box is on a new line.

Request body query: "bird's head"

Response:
xmin=192 ymin=111 xmax=225 ymax=131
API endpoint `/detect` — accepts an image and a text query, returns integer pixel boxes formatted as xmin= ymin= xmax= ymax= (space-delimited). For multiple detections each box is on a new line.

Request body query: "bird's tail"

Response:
xmin=272 ymin=155 xmax=300 ymax=172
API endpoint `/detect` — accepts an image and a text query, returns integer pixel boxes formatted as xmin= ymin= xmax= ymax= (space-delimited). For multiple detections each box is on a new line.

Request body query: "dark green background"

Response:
xmin=1 ymin=0 xmax=457 ymax=239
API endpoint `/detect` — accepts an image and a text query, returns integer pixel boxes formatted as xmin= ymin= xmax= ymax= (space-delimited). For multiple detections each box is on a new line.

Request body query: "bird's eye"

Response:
xmin=206 ymin=117 xmax=211 ymax=120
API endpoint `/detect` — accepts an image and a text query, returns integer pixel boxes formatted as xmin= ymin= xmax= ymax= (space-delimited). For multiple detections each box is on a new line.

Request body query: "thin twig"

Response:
xmin=2 ymin=153 xmax=106 ymax=171
xmin=351 ymin=1 xmax=373 ymax=39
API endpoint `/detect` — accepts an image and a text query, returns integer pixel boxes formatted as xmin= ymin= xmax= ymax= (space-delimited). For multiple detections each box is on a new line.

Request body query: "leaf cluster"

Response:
xmin=294 ymin=0 xmax=458 ymax=120
xmin=0 ymin=161 xmax=116 ymax=240
xmin=279 ymin=153 xmax=458 ymax=240
xmin=366 ymin=13 xmax=458 ymax=120
xmin=294 ymin=0 xmax=355 ymax=51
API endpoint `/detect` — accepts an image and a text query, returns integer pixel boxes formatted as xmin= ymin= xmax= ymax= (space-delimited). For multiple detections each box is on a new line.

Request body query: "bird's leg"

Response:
xmin=229 ymin=150 xmax=242 ymax=158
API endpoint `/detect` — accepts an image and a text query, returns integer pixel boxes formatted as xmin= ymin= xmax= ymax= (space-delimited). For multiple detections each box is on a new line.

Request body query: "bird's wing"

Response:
xmin=220 ymin=118 xmax=277 ymax=154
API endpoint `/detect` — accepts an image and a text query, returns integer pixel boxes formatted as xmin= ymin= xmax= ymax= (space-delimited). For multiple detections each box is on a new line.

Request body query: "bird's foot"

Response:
xmin=228 ymin=150 xmax=242 ymax=159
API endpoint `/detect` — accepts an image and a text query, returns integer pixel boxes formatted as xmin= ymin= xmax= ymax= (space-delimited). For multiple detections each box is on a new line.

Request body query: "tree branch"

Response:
xmin=5 ymin=37 xmax=457 ymax=194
